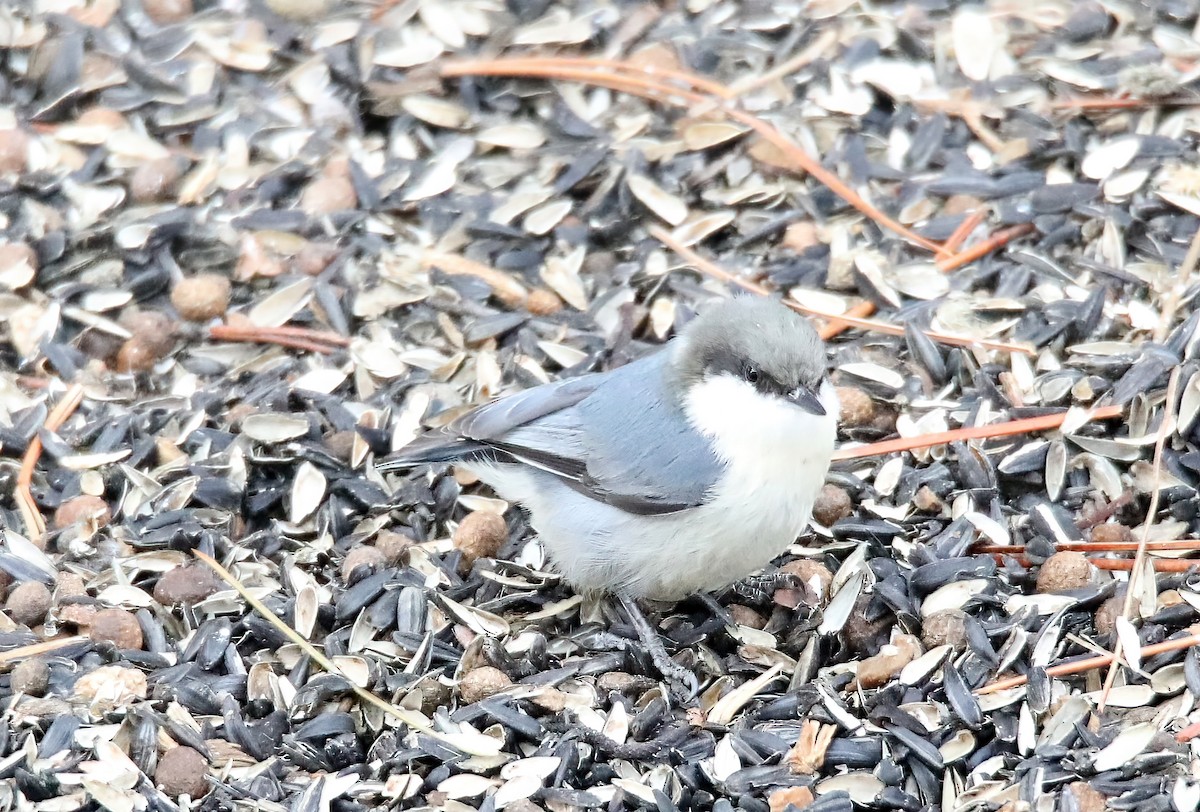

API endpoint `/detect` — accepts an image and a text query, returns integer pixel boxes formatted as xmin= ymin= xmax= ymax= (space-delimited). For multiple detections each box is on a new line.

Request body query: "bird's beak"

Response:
xmin=788 ymin=384 xmax=826 ymax=415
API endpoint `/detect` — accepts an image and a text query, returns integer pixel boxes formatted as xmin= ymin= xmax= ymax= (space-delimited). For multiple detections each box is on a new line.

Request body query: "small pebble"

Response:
xmin=811 ymin=484 xmax=852 ymax=527
xmin=913 ymin=485 xmax=944 ymax=513
xmin=1067 ymin=782 xmax=1106 ymax=812
xmin=118 ymin=308 xmax=178 ymax=356
xmin=10 ymin=657 xmax=50 ymax=696
xmin=58 ymin=600 xmax=99 ymax=629
xmin=852 ymin=634 xmax=922 ymax=689
xmin=375 ymin=530 xmax=414 ymax=564
xmin=1090 ymin=523 xmax=1133 ymax=545
xmin=769 ymin=786 xmax=815 ymax=812
xmin=922 ymin=609 xmax=969 ymax=650
xmin=323 ymin=430 xmax=356 ymax=462
xmin=129 ymin=156 xmax=183 ymax=202
xmin=53 ymin=495 xmax=112 ymax=530
xmin=153 ymin=564 xmax=220 ymax=607
xmin=728 ymin=604 xmax=767 ymax=629
xmin=55 ymin=572 xmax=87 ymax=601
xmin=170 ymin=273 xmax=232 ymax=321
xmin=6 ymin=581 xmax=52 ymax=627
xmin=116 ymin=337 xmax=162 ymax=372
xmin=0 ymin=127 xmax=29 ymax=173
xmin=776 ymin=558 xmax=833 ymax=607
xmin=143 ymin=0 xmax=192 ymax=24
xmin=295 ymin=241 xmax=340 ymax=275
xmin=300 ymin=156 xmax=356 ymax=215
xmin=782 ymin=221 xmax=820 ymax=253
xmin=843 ymin=593 xmax=893 ymax=656
xmin=526 ymin=288 xmax=563 ymax=316
xmin=453 ymin=511 xmax=508 ymax=568
xmin=89 ymin=608 xmax=144 ymax=649
xmin=343 ymin=545 xmax=387 ymax=581
xmin=458 ymin=665 xmax=512 ymax=704
xmin=0 ymin=241 xmax=37 ymax=290
xmin=835 ymin=386 xmax=876 ymax=428
xmin=1095 ymin=596 xmax=1123 ymax=638
xmin=597 ymin=671 xmax=652 ymax=693
xmin=1036 ymin=551 xmax=1094 ymax=593
xmin=155 ymin=746 xmax=210 ymax=798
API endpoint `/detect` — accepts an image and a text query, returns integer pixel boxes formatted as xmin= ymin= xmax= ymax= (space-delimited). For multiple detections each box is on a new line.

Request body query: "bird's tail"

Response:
xmin=376 ymin=432 xmax=488 ymax=472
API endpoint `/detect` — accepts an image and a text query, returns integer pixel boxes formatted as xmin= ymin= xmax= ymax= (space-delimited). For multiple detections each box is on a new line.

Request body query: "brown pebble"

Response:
xmin=913 ymin=485 xmax=944 ymax=513
xmin=118 ymin=308 xmax=178 ymax=356
xmin=769 ymin=786 xmax=815 ymax=812
xmin=1090 ymin=523 xmax=1133 ymax=545
xmin=1036 ymin=551 xmax=1094 ymax=593
xmin=295 ymin=241 xmax=340 ymax=275
xmin=156 ymin=746 xmax=210 ymax=798
xmin=458 ymin=665 xmax=512 ymax=704
xmin=143 ymin=0 xmax=193 ymax=24
xmin=300 ymin=156 xmax=356 ymax=215
xmin=597 ymin=671 xmax=651 ymax=694
xmin=129 ymin=156 xmax=183 ymax=203
xmin=868 ymin=406 xmax=898 ymax=435
xmin=10 ymin=657 xmax=50 ymax=696
xmin=530 ymin=686 xmax=567 ymax=713
xmin=777 ymin=558 xmax=834 ymax=607
xmin=1095 ymin=596 xmax=1123 ymax=638
xmin=79 ymin=328 xmax=125 ymax=363
xmin=6 ymin=581 xmax=52 ymax=627
xmin=942 ymin=194 xmax=985 ymax=216
xmin=782 ymin=221 xmax=820 ymax=253
xmin=323 ymin=430 xmax=356 ymax=462
xmin=0 ymin=242 xmax=37 ymax=290
xmin=53 ymin=495 xmax=112 ymax=530
xmin=728 ymin=604 xmax=767 ymax=630
xmin=526 ymin=288 xmax=562 ymax=316
xmin=0 ymin=570 xmax=10 ymax=596
xmin=922 ymin=609 xmax=970 ymax=650
xmin=843 ymin=593 xmax=893 ymax=656
xmin=375 ymin=530 xmax=414 ymax=565
xmin=153 ymin=564 xmax=220 ymax=607
xmin=89 ymin=608 xmax=144 ymax=650
xmin=835 ymin=386 xmax=876 ymax=428
xmin=1067 ymin=782 xmax=1106 ymax=812
xmin=171 ymin=273 xmax=231 ymax=322
xmin=117 ymin=337 xmax=164 ymax=372
xmin=58 ymin=600 xmax=99 ymax=629
xmin=853 ymin=634 xmax=922 ymax=690
xmin=453 ymin=511 xmax=508 ymax=569
xmin=342 ymin=545 xmax=387 ymax=581
xmin=811 ymin=484 xmax=852 ymax=527
xmin=0 ymin=127 xmax=29 ymax=173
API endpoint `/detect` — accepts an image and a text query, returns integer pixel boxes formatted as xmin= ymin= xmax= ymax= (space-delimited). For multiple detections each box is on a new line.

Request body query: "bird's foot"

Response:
xmin=728 ymin=572 xmax=801 ymax=604
xmin=617 ymin=593 xmax=701 ymax=703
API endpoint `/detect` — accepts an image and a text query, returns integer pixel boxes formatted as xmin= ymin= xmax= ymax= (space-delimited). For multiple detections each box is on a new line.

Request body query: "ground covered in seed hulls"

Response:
xmin=6 ymin=1 xmax=1200 ymax=811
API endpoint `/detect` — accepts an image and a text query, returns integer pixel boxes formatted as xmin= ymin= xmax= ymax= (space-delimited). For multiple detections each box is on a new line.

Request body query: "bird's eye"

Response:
xmin=745 ymin=366 xmax=760 ymax=383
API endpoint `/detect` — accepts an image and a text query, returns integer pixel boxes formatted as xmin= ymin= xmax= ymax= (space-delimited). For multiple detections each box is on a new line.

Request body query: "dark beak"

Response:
xmin=788 ymin=385 xmax=826 ymax=416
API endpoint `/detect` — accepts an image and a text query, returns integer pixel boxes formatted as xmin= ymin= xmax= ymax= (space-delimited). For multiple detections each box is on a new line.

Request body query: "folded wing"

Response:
xmin=380 ymin=354 xmax=725 ymax=515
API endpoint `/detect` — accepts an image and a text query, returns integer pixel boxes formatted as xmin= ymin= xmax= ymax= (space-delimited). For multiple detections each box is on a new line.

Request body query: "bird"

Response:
xmin=379 ymin=295 xmax=839 ymax=695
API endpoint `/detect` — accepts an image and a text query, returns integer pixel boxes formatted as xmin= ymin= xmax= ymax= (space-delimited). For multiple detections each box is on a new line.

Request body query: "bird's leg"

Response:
xmin=616 ymin=592 xmax=700 ymax=702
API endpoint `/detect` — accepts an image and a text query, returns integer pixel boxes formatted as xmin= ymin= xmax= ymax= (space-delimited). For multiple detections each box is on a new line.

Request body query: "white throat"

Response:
xmin=683 ymin=373 xmax=839 ymax=532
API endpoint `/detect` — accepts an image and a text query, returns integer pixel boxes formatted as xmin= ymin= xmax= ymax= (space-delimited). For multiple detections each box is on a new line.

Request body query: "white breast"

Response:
xmin=673 ymin=375 xmax=839 ymax=592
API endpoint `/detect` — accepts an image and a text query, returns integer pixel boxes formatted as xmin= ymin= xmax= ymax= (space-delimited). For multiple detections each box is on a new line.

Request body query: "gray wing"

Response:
xmin=383 ymin=353 xmax=726 ymax=515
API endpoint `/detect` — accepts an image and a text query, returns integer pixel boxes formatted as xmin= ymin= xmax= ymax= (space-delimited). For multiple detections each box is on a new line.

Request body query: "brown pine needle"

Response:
xmin=935 ymin=224 xmax=1035 ymax=272
xmin=441 ymin=58 xmax=944 ymax=254
xmin=832 ymin=405 xmax=1124 ymax=462
xmin=192 ymin=549 xmax=503 ymax=756
xmin=974 ymin=539 xmax=1200 ymax=555
xmin=17 ymin=383 xmax=85 ymax=541
xmin=208 ymin=324 xmax=349 ymax=355
xmin=817 ymin=301 xmax=876 ymax=340
xmin=977 ymin=630 xmax=1200 ymax=695
xmin=942 ymin=207 xmax=989 ymax=255
xmin=650 ymin=225 xmax=1033 ymax=355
